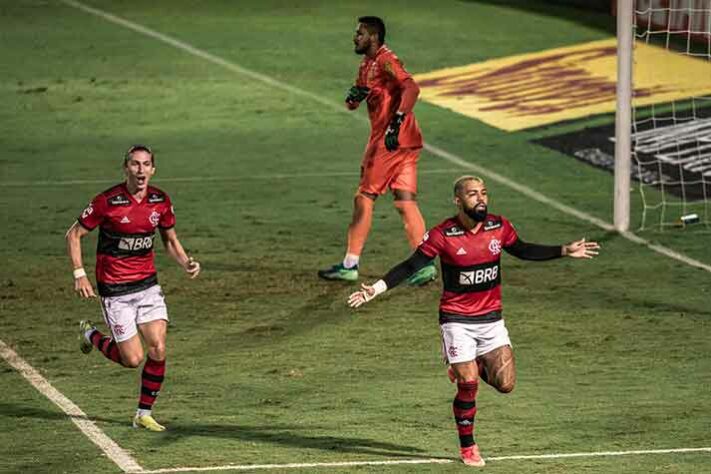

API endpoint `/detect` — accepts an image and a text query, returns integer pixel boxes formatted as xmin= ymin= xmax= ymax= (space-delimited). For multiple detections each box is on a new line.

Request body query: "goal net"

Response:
xmin=632 ymin=0 xmax=711 ymax=229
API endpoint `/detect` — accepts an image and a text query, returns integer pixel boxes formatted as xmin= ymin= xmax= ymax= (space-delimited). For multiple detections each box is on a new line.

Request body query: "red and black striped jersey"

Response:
xmin=77 ymin=183 xmax=175 ymax=297
xmin=418 ymin=215 xmax=518 ymax=324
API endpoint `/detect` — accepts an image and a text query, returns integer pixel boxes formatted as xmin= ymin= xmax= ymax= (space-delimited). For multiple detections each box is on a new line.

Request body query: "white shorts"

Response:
xmin=440 ymin=320 xmax=511 ymax=364
xmin=99 ymin=285 xmax=168 ymax=343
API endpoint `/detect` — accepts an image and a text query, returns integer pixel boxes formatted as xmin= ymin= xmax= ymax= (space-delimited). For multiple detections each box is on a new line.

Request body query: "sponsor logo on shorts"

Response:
xmin=118 ymin=235 xmax=154 ymax=251
xmin=460 ymin=266 xmax=499 ymax=285
xmin=448 ymin=345 xmax=459 ymax=358
xmin=489 ymin=239 xmax=502 ymax=256
xmin=113 ymin=324 xmax=125 ymax=336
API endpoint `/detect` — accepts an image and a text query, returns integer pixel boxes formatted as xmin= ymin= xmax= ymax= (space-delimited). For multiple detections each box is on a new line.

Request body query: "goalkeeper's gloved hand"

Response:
xmin=346 ymin=85 xmax=370 ymax=105
xmin=347 ymin=281 xmax=387 ymax=308
xmin=384 ymin=112 xmax=406 ymax=151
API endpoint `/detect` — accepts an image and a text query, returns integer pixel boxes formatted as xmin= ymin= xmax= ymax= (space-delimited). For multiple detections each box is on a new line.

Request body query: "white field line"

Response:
xmin=0 ymin=339 xmax=143 ymax=473
xmin=138 ymin=447 xmax=711 ymax=473
xmin=0 ymin=168 xmax=462 ymax=187
xmin=57 ymin=0 xmax=711 ymax=274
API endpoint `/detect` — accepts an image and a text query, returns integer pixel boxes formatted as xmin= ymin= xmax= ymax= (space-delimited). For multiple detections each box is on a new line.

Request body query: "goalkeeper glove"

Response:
xmin=384 ymin=112 xmax=406 ymax=151
xmin=347 ymin=280 xmax=387 ymax=308
xmin=346 ymin=85 xmax=370 ymax=105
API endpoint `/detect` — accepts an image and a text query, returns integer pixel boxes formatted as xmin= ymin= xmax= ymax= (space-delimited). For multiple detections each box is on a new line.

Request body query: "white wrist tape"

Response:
xmin=372 ymin=279 xmax=388 ymax=296
xmin=73 ymin=268 xmax=87 ymax=279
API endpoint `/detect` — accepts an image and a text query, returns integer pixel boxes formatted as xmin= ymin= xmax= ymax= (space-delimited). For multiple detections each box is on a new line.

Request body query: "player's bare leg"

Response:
xmin=132 ymin=320 xmax=167 ymax=432
xmin=450 ymin=360 xmax=485 ymax=467
xmin=318 ymin=192 xmax=376 ymax=281
xmin=477 ymin=345 xmax=516 ymax=394
xmin=393 ymin=189 xmax=436 ymax=286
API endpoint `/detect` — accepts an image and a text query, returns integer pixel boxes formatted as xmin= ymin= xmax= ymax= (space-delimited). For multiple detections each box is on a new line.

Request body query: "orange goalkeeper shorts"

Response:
xmin=358 ymin=146 xmax=421 ymax=196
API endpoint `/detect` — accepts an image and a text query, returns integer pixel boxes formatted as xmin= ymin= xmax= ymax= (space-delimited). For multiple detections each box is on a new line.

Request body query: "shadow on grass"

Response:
xmin=0 ymin=402 xmax=125 ymax=425
xmin=155 ymin=421 xmax=445 ymax=459
xmin=0 ymin=403 xmax=444 ymax=459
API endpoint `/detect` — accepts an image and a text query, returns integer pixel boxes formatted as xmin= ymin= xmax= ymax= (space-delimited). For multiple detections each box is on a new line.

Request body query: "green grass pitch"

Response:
xmin=1 ymin=1 xmax=709 ymax=472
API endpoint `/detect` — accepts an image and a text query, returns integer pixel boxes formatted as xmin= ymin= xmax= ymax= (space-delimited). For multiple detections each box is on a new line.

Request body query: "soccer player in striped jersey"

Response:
xmin=318 ymin=16 xmax=437 ymax=286
xmin=65 ymin=145 xmax=201 ymax=432
xmin=348 ymin=175 xmax=600 ymax=466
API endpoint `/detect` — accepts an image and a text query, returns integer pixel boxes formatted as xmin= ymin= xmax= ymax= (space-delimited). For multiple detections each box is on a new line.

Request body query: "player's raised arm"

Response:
xmin=347 ymin=249 xmax=434 ymax=308
xmin=65 ymin=221 xmax=96 ymax=298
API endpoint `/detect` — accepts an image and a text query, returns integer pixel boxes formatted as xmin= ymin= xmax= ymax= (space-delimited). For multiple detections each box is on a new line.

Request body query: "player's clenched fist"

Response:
xmin=346 ymin=85 xmax=370 ymax=105
xmin=385 ymin=112 xmax=406 ymax=151
xmin=184 ymin=257 xmax=201 ymax=279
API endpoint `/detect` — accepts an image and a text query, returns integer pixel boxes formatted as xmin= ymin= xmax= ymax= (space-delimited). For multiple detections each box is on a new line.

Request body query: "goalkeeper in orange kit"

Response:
xmin=318 ymin=16 xmax=436 ymax=285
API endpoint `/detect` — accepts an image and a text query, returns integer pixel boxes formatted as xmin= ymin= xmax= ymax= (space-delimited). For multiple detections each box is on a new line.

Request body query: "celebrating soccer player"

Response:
xmin=65 ymin=145 xmax=201 ymax=432
xmin=318 ymin=16 xmax=436 ymax=285
xmin=347 ymin=175 xmax=600 ymax=466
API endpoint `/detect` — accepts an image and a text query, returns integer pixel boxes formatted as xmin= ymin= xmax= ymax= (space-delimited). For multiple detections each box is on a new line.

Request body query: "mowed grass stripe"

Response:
xmin=59 ymin=0 xmax=711 ymax=274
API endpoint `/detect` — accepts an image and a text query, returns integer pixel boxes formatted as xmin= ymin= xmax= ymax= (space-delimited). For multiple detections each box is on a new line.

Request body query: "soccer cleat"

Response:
xmin=78 ymin=320 xmax=95 ymax=354
xmin=133 ymin=414 xmax=166 ymax=432
xmin=406 ymin=262 xmax=437 ymax=286
xmin=317 ymin=263 xmax=358 ymax=282
xmin=460 ymin=444 xmax=486 ymax=467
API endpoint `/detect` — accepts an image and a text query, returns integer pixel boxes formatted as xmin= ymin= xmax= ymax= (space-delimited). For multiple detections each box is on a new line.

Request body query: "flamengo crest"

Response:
xmin=149 ymin=211 xmax=160 ymax=227
xmin=488 ymin=238 xmax=502 ymax=256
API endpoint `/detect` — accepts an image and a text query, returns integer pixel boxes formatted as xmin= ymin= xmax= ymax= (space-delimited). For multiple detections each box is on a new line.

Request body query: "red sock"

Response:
xmin=90 ymin=330 xmax=123 ymax=365
xmin=139 ymin=357 xmax=166 ymax=411
xmin=453 ymin=380 xmax=479 ymax=448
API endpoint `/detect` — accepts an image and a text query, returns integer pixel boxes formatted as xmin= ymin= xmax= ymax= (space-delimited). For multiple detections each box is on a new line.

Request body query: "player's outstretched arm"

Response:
xmin=562 ymin=238 xmax=600 ymax=259
xmin=347 ymin=250 xmax=434 ymax=308
xmin=65 ymin=221 xmax=96 ymax=298
xmin=159 ymin=228 xmax=201 ymax=279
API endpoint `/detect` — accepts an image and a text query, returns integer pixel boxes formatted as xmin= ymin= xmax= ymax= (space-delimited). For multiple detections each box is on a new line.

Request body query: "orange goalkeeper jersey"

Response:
xmin=352 ymin=45 xmax=423 ymax=150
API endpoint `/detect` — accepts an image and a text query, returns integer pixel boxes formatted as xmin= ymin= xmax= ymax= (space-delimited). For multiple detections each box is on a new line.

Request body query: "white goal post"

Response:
xmin=615 ymin=0 xmax=711 ymax=231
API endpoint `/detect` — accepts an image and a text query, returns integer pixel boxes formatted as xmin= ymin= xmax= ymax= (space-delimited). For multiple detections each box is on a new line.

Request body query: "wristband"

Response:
xmin=372 ymin=279 xmax=388 ymax=296
xmin=73 ymin=268 xmax=87 ymax=279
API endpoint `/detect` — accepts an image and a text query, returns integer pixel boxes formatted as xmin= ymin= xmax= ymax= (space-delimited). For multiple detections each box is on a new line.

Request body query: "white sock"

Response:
xmin=136 ymin=408 xmax=152 ymax=417
xmin=343 ymin=254 xmax=360 ymax=269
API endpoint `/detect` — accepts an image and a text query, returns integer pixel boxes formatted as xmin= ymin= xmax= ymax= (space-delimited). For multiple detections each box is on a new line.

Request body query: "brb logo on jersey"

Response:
xmin=118 ymin=235 xmax=154 ymax=251
xmin=459 ymin=266 xmax=499 ymax=286
xmin=488 ymin=238 xmax=502 ymax=256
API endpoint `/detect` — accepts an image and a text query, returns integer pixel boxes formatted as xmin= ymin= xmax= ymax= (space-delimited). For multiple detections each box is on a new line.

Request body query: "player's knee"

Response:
xmin=147 ymin=345 xmax=166 ymax=362
xmin=122 ymin=354 xmax=143 ymax=368
xmin=495 ymin=379 xmax=515 ymax=394
xmin=393 ymin=189 xmax=417 ymax=202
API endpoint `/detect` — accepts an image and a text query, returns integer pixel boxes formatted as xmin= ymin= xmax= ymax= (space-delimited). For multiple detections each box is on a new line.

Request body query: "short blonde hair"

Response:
xmin=453 ymin=175 xmax=485 ymax=196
